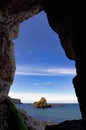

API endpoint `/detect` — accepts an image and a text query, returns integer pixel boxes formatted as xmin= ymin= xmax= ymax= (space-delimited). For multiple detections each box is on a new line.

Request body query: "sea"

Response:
xmin=16 ymin=103 xmax=82 ymax=124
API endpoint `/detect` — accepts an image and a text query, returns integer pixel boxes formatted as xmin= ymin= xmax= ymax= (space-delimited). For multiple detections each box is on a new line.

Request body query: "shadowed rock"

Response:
xmin=45 ymin=119 xmax=86 ymax=130
xmin=0 ymin=0 xmax=43 ymax=103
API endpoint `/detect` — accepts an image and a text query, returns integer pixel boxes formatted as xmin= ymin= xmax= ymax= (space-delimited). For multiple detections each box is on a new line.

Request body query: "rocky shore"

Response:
xmin=20 ymin=108 xmax=56 ymax=130
xmin=21 ymin=109 xmax=86 ymax=130
xmin=45 ymin=120 xmax=86 ymax=130
xmin=0 ymin=98 xmax=86 ymax=130
xmin=0 ymin=98 xmax=56 ymax=130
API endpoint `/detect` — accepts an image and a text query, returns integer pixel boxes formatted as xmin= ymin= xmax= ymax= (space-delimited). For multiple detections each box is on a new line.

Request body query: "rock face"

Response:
xmin=0 ymin=36 xmax=15 ymax=103
xmin=0 ymin=99 xmax=20 ymax=130
xmin=42 ymin=0 xmax=76 ymax=60
xmin=0 ymin=99 xmax=55 ymax=130
xmin=0 ymin=0 xmax=43 ymax=103
xmin=12 ymin=98 xmax=21 ymax=104
xmin=45 ymin=119 xmax=86 ymax=130
xmin=34 ymin=97 xmax=51 ymax=108
xmin=20 ymin=108 xmax=56 ymax=130
xmin=0 ymin=0 xmax=86 ymax=128
xmin=43 ymin=0 xmax=86 ymax=126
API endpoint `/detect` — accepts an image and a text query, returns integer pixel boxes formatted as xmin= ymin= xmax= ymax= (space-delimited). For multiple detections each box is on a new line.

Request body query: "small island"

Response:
xmin=12 ymin=98 xmax=22 ymax=104
xmin=33 ymin=97 xmax=51 ymax=108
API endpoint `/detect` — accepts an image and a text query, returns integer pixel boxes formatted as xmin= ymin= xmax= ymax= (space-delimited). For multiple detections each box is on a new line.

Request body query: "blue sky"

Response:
xmin=9 ymin=11 xmax=77 ymax=103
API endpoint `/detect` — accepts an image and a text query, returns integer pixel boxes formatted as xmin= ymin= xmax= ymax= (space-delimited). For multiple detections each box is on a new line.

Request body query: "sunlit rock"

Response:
xmin=34 ymin=97 xmax=51 ymax=108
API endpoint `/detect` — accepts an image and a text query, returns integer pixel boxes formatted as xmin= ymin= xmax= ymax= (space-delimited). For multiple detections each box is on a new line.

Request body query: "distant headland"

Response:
xmin=12 ymin=98 xmax=22 ymax=104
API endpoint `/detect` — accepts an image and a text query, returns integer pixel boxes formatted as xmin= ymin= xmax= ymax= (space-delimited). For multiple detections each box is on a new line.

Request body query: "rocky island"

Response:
xmin=33 ymin=97 xmax=51 ymax=108
xmin=12 ymin=98 xmax=22 ymax=104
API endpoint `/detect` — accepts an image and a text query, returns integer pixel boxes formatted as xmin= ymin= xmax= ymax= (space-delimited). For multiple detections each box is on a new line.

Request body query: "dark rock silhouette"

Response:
xmin=45 ymin=119 xmax=86 ymax=130
xmin=12 ymin=98 xmax=22 ymax=104
xmin=0 ymin=0 xmax=86 ymax=129
xmin=43 ymin=0 xmax=86 ymax=126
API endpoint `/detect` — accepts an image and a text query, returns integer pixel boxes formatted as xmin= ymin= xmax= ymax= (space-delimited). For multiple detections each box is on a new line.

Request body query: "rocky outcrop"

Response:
xmin=34 ymin=97 xmax=51 ymax=108
xmin=42 ymin=0 xmax=76 ymax=60
xmin=0 ymin=0 xmax=43 ymax=40
xmin=0 ymin=0 xmax=43 ymax=103
xmin=43 ymin=0 xmax=86 ymax=126
xmin=0 ymin=98 xmax=85 ymax=130
xmin=0 ymin=36 xmax=15 ymax=103
xmin=0 ymin=98 xmax=22 ymax=130
xmin=45 ymin=120 xmax=86 ymax=130
xmin=20 ymin=108 xmax=56 ymax=130
xmin=0 ymin=98 xmax=55 ymax=130
xmin=12 ymin=98 xmax=22 ymax=104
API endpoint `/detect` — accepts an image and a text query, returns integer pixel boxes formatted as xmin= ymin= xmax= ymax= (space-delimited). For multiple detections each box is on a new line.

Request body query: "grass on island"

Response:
xmin=6 ymin=96 xmax=29 ymax=130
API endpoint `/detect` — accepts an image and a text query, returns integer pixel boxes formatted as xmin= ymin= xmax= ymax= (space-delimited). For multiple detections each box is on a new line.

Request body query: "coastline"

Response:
xmin=19 ymin=107 xmax=85 ymax=130
xmin=0 ymin=99 xmax=83 ymax=130
xmin=16 ymin=103 xmax=81 ymax=124
xmin=19 ymin=108 xmax=57 ymax=130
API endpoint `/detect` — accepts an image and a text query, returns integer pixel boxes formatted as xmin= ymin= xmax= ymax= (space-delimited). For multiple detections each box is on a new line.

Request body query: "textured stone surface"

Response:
xmin=0 ymin=36 xmax=15 ymax=103
xmin=43 ymin=0 xmax=86 ymax=125
xmin=0 ymin=0 xmax=43 ymax=40
xmin=20 ymin=108 xmax=56 ymax=130
xmin=0 ymin=101 xmax=19 ymax=130
xmin=0 ymin=100 xmax=55 ymax=130
xmin=0 ymin=0 xmax=42 ymax=103
xmin=43 ymin=0 xmax=76 ymax=60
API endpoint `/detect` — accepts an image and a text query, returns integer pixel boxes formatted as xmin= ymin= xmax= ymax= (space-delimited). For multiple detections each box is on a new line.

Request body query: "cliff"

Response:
xmin=12 ymin=98 xmax=22 ymax=104
xmin=0 ymin=0 xmax=43 ymax=103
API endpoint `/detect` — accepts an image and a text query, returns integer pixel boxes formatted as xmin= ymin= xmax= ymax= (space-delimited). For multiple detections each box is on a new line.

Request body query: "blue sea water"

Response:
xmin=16 ymin=103 xmax=82 ymax=123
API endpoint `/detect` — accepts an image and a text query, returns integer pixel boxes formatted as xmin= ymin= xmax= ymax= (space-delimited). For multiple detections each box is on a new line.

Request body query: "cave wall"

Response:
xmin=0 ymin=0 xmax=86 ymax=126
xmin=43 ymin=0 xmax=86 ymax=125
xmin=0 ymin=0 xmax=43 ymax=103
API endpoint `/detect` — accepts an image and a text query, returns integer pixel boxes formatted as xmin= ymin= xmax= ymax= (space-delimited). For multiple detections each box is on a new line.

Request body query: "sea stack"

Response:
xmin=33 ymin=97 xmax=51 ymax=108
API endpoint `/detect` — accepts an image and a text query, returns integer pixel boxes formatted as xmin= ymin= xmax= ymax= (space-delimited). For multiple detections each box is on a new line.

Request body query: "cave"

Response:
xmin=0 ymin=0 xmax=86 ymax=129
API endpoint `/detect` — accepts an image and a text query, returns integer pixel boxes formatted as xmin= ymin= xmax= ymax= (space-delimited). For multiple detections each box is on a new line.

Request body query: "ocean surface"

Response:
xmin=16 ymin=103 xmax=82 ymax=123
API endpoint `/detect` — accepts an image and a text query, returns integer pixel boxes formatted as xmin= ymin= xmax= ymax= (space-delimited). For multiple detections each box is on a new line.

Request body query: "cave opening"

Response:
xmin=9 ymin=11 xmax=77 ymax=105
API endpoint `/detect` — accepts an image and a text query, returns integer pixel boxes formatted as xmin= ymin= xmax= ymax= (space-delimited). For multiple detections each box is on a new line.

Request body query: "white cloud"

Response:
xmin=8 ymin=92 xmax=78 ymax=103
xmin=32 ymin=83 xmax=40 ymax=86
xmin=15 ymin=65 xmax=76 ymax=76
